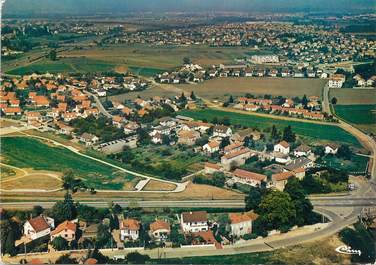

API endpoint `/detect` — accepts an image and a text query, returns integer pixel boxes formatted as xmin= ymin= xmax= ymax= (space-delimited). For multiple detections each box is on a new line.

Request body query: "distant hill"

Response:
xmin=2 ymin=0 xmax=375 ymax=17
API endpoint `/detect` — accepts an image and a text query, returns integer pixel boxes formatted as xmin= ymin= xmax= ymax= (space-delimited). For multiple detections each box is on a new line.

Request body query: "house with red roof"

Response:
xmin=229 ymin=211 xmax=258 ymax=237
xmin=50 ymin=220 xmax=77 ymax=242
xmin=232 ymin=168 xmax=267 ymax=187
xmin=272 ymin=171 xmax=295 ymax=191
xmin=23 ymin=215 xmax=55 ymax=240
xmin=149 ymin=220 xmax=170 ymax=241
xmin=274 ymin=140 xmax=290 ymax=154
xmin=120 ymin=218 xmax=140 ymax=241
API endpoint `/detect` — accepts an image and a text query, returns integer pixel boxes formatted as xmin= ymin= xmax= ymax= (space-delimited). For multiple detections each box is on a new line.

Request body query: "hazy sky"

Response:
xmin=3 ymin=0 xmax=375 ymax=16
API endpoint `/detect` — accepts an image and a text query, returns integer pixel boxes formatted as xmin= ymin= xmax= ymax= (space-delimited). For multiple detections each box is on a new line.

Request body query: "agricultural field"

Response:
xmin=60 ymin=44 xmax=270 ymax=73
xmin=6 ymin=57 xmax=117 ymax=75
xmin=331 ymin=88 xmax=376 ymax=105
xmin=180 ymin=77 xmax=327 ymax=100
xmin=109 ymin=84 xmax=181 ymax=102
xmin=179 ymin=109 xmax=362 ymax=147
xmin=334 ymin=104 xmax=376 ymax=134
xmin=0 ymin=136 xmax=140 ymax=190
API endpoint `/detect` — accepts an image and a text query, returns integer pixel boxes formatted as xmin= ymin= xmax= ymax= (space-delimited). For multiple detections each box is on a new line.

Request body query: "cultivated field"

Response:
xmin=179 ymin=109 xmax=362 ymax=147
xmin=60 ymin=44 xmax=268 ymax=72
xmin=331 ymin=88 xmax=376 ymax=105
xmin=142 ymin=180 xmax=177 ymax=191
xmin=180 ymin=77 xmax=327 ymax=100
xmin=109 ymin=84 xmax=180 ymax=101
xmin=334 ymin=104 xmax=376 ymax=134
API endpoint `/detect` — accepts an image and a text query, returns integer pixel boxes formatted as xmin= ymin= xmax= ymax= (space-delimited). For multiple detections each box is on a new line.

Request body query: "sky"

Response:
xmin=2 ymin=0 xmax=375 ymax=16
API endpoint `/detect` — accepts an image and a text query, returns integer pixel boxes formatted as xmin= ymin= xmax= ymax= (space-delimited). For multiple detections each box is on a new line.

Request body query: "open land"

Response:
xmin=334 ymin=104 xmax=376 ymax=134
xmin=331 ymin=88 xmax=376 ymax=105
xmin=178 ymin=109 xmax=362 ymax=147
xmin=180 ymin=77 xmax=327 ymax=100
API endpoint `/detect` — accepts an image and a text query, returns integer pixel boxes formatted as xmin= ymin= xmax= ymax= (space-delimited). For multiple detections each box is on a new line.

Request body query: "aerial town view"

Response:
xmin=0 ymin=0 xmax=375 ymax=264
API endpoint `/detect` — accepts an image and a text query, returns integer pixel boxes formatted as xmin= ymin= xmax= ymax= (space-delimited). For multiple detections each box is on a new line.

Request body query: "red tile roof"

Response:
xmin=229 ymin=211 xmax=258 ymax=224
xmin=120 ymin=218 xmax=140 ymax=231
xmin=150 ymin=220 xmax=170 ymax=232
xmin=51 ymin=220 xmax=76 ymax=236
xmin=28 ymin=216 xmax=50 ymax=233
xmin=182 ymin=211 xmax=207 ymax=223
xmin=233 ymin=168 xmax=267 ymax=182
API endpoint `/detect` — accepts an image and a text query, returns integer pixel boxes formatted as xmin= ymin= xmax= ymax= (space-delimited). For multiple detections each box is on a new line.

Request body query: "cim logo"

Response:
xmin=335 ymin=245 xmax=362 ymax=256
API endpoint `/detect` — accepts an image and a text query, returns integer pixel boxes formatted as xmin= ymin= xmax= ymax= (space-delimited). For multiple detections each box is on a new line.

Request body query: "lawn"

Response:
xmin=6 ymin=57 xmax=117 ymax=75
xmin=179 ymin=109 xmax=361 ymax=147
xmin=180 ymin=77 xmax=327 ymax=100
xmin=128 ymin=66 xmax=167 ymax=77
xmin=0 ymin=136 xmax=138 ymax=190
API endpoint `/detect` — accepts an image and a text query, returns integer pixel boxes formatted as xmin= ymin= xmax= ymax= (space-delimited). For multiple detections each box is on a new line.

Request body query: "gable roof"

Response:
xmin=150 ymin=220 xmax=170 ymax=232
xmin=120 ymin=218 xmax=140 ymax=231
xmin=229 ymin=211 xmax=258 ymax=224
xmin=233 ymin=168 xmax=267 ymax=182
xmin=276 ymin=140 xmax=290 ymax=148
xmin=182 ymin=211 xmax=207 ymax=223
xmin=272 ymin=171 xmax=295 ymax=181
xmin=51 ymin=221 xmax=76 ymax=236
xmin=27 ymin=216 xmax=50 ymax=233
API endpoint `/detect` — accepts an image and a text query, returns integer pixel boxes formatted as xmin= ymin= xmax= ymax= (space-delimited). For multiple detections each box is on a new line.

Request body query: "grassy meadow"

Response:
xmin=0 ymin=136 xmax=138 ymax=190
xmin=334 ymin=104 xmax=376 ymax=134
xmin=179 ymin=109 xmax=362 ymax=147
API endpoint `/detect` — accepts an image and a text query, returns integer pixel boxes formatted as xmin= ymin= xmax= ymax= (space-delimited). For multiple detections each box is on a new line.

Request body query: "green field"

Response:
xmin=0 ymin=136 xmax=137 ymax=190
xmin=6 ymin=57 xmax=117 ymax=75
xmin=179 ymin=109 xmax=361 ymax=147
xmin=128 ymin=66 xmax=167 ymax=77
xmin=335 ymin=105 xmax=376 ymax=124
xmin=334 ymin=104 xmax=376 ymax=134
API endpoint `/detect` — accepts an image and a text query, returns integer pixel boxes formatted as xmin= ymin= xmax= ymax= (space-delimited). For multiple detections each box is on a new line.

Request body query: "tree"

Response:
xmin=179 ymin=92 xmax=187 ymax=102
xmin=220 ymin=116 xmax=231 ymax=126
xmin=126 ymin=252 xmax=150 ymax=264
xmin=302 ymin=94 xmax=308 ymax=107
xmin=258 ymin=190 xmax=296 ymax=232
xmin=337 ymin=145 xmax=352 ymax=160
xmin=271 ymin=125 xmax=279 ymax=140
xmin=32 ymin=205 xmax=44 ymax=217
xmin=313 ymin=146 xmax=325 ymax=157
xmin=48 ymin=49 xmax=57 ymax=61
xmin=121 ymin=149 xmax=135 ymax=163
xmin=86 ymin=248 xmax=109 ymax=264
xmin=219 ymin=136 xmax=230 ymax=149
xmin=55 ymin=254 xmax=77 ymax=264
xmin=212 ymin=172 xmax=226 ymax=187
xmin=282 ymin=125 xmax=296 ymax=143
xmin=245 ymin=186 xmax=262 ymax=211
xmin=228 ymin=95 xmax=234 ymax=103
xmin=96 ymin=224 xmax=112 ymax=248
xmin=190 ymin=91 xmax=196 ymax=100
xmin=331 ymin=97 xmax=338 ymax=105
xmin=195 ymin=135 xmax=209 ymax=146
xmin=284 ymin=178 xmax=314 ymax=226
xmin=62 ymin=170 xmax=75 ymax=190
xmin=183 ymin=57 xmax=191 ymax=65
xmin=51 ymin=192 xmax=77 ymax=224
xmin=51 ymin=236 xmax=68 ymax=251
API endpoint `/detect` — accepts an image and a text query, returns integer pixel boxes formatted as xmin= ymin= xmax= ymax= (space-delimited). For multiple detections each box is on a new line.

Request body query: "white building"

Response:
xmin=325 ymin=144 xmax=339 ymax=154
xmin=229 ymin=211 xmax=258 ymax=237
xmin=274 ymin=141 xmax=290 ymax=155
xmin=120 ymin=219 xmax=140 ymax=241
xmin=213 ymin=125 xmax=232 ymax=138
xmin=24 ymin=215 xmax=54 ymax=240
xmin=181 ymin=211 xmax=208 ymax=233
xmin=328 ymin=74 xmax=346 ymax=88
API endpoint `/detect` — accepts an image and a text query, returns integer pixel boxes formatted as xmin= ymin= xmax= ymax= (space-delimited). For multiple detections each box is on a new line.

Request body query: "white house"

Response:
xmin=325 ymin=143 xmax=339 ymax=154
xmin=149 ymin=220 xmax=170 ymax=242
xmin=213 ymin=125 xmax=232 ymax=138
xmin=274 ymin=141 xmax=290 ymax=155
xmin=232 ymin=168 xmax=267 ymax=187
xmin=24 ymin=215 xmax=55 ymax=240
xmin=229 ymin=211 xmax=258 ymax=237
xmin=181 ymin=211 xmax=208 ymax=233
xmin=80 ymin=133 xmax=99 ymax=146
xmin=120 ymin=218 xmax=140 ymax=241
xmin=203 ymin=140 xmax=220 ymax=154
xmin=328 ymin=74 xmax=346 ymax=88
xmin=293 ymin=145 xmax=312 ymax=157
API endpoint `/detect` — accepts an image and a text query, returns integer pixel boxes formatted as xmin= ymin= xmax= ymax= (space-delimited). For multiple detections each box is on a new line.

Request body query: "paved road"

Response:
xmin=84 ymin=91 xmax=113 ymax=118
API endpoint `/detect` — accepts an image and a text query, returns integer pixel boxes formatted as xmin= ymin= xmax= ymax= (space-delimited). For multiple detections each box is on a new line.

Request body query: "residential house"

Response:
xmin=181 ymin=211 xmax=208 ymax=233
xmin=213 ymin=125 xmax=232 ymax=138
xmin=293 ymin=145 xmax=312 ymax=157
xmin=204 ymin=162 xmax=222 ymax=174
xmin=80 ymin=133 xmax=99 ymax=146
xmin=274 ymin=141 xmax=290 ymax=155
xmin=221 ymin=147 xmax=252 ymax=170
xmin=24 ymin=215 xmax=54 ymax=240
xmin=229 ymin=211 xmax=258 ymax=237
xmin=328 ymin=74 xmax=346 ymax=88
xmin=79 ymin=224 xmax=99 ymax=243
xmin=203 ymin=140 xmax=220 ymax=154
xmin=120 ymin=218 xmax=140 ymax=241
xmin=50 ymin=221 xmax=77 ymax=242
xmin=325 ymin=143 xmax=339 ymax=154
xmin=272 ymin=171 xmax=295 ymax=191
xmin=224 ymin=142 xmax=244 ymax=154
xmin=284 ymin=157 xmax=314 ymax=171
xmin=232 ymin=168 xmax=267 ymax=187
xmin=177 ymin=130 xmax=200 ymax=145
xmin=149 ymin=220 xmax=170 ymax=242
